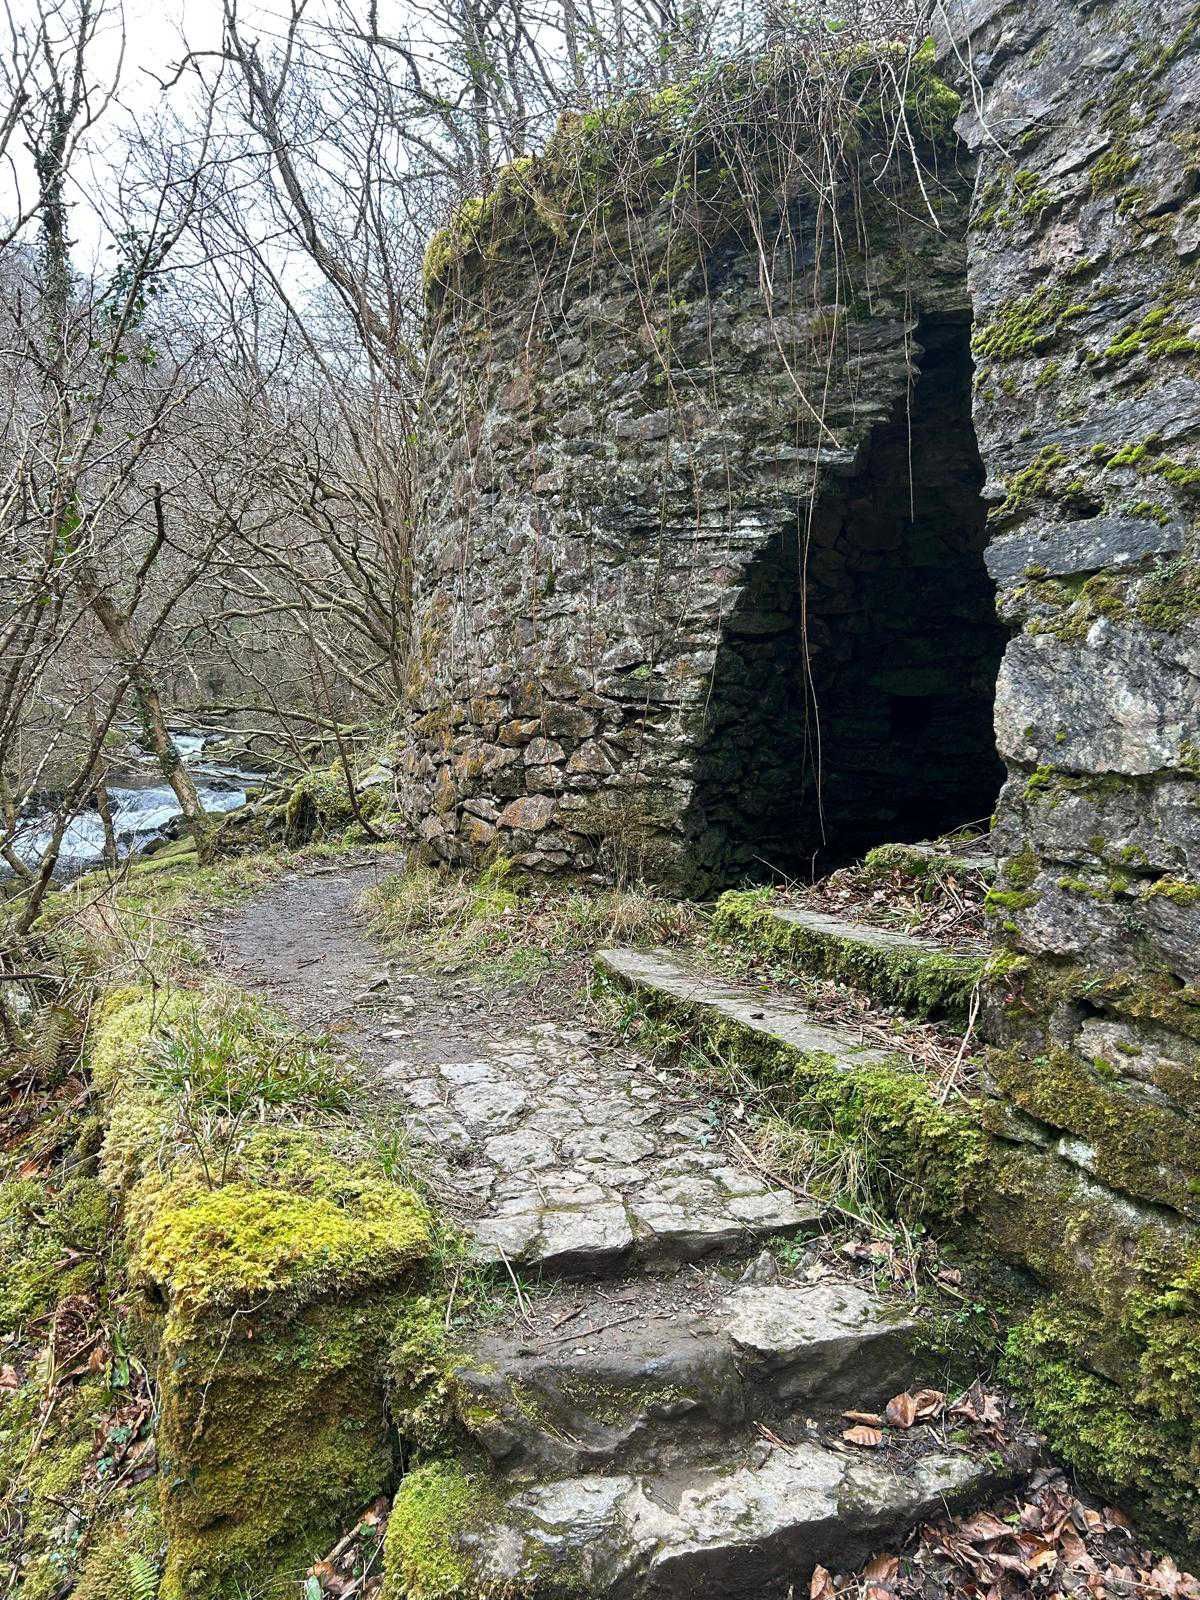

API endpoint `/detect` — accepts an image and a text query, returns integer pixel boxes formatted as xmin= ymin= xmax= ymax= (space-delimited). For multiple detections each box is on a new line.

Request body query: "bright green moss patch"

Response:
xmin=132 ymin=1166 xmax=430 ymax=1323
xmin=88 ymin=986 xmax=197 ymax=1091
xmin=712 ymin=888 xmax=983 ymax=1022
xmin=382 ymin=1460 xmax=496 ymax=1600
xmin=282 ymin=760 xmax=384 ymax=846
xmin=972 ymin=291 xmax=1093 ymax=363
xmin=1100 ymin=306 xmax=1200 ymax=365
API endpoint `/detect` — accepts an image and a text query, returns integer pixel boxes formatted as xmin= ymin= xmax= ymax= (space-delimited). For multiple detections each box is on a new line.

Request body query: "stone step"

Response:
xmin=713 ymin=893 xmax=985 ymax=1021
xmin=861 ymin=838 xmax=998 ymax=887
xmin=389 ymin=1427 xmax=1033 ymax=1600
xmin=595 ymin=945 xmax=896 ymax=1074
xmin=456 ymin=1273 xmax=919 ymax=1477
xmin=466 ymin=1164 xmax=819 ymax=1278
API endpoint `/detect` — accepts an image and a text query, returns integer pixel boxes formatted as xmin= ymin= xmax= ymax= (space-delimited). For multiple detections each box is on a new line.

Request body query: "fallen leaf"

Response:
xmin=842 ymin=1424 xmax=883 ymax=1448
xmin=810 ymin=1563 xmax=834 ymax=1600
xmin=912 ymin=1388 xmax=945 ymax=1418
xmin=885 ymin=1392 xmax=918 ymax=1429
xmin=863 ymin=1554 xmax=900 ymax=1582
xmin=957 ymin=1511 xmax=1012 ymax=1543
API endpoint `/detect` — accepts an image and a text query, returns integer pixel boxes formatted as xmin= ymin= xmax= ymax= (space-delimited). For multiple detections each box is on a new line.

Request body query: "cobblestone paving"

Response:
xmin=206 ymin=859 xmax=813 ymax=1272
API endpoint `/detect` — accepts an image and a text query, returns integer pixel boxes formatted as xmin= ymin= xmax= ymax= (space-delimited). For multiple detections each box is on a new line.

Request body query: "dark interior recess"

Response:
xmin=686 ymin=313 xmax=1008 ymax=888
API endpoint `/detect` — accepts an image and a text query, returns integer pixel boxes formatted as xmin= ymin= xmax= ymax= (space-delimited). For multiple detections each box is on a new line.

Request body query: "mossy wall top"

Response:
xmin=393 ymin=44 xmax=973 ymax=888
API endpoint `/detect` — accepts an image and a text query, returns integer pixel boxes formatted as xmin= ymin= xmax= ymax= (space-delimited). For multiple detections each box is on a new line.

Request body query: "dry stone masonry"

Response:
xmin=395 ymin=53 xmax=1006 ymax=889
xmin=388 ymin=0 xmax=1200 ymax=1550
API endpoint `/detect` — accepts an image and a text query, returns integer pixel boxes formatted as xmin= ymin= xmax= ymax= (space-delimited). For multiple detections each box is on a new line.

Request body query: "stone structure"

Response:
xmin=392 ymin=5 xmax=1200 ymax=1538
xmin=398 ymin=54 xmax=1007 ymax=890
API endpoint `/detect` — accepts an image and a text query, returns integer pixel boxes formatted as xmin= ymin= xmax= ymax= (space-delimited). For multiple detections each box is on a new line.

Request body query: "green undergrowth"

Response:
xmin=712 ymin=886 xmax=984 ymax=1022
xmin=4 ymin=837 xmax=459 ymax=1600
xmin=422 ymin=37 xmax=960 ymax=303
xmin=365 ymin=855 xmax=700 ymax=1000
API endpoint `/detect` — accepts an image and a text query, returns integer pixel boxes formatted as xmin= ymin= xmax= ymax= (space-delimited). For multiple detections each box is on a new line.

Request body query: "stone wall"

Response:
xmin=395 ymin=56 xmax=1005 ymax=890
xmin=928 ymin=0 xmax=1200 ymax=1540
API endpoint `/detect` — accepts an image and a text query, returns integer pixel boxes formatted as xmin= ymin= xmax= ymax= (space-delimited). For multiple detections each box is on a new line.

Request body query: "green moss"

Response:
xmin=282 ymin=761 xmax=382 ymax=846
xmin=993 ymin=444 xmax=1069 ymax=518
xmin=158 ymin=1294 xmax=403 ymax=1600
xmin=0 ymin=1175 xmax=109 ymax=1330
xmin=1090 ymin=142 xmax=1139 ymax=194
xmin=712 ymin=888 xmax=984 ymax=1022
xmin=387 ymin=1295 xmax=466 ymax=1450
xmin=73 ymin=1496 xmax=164 ymax=1600
xmin=131 ymin=1156 xmax=430 ymax=1325
xmin=421 ymin=38 xmax=963 ymax=303
xmin=988 ymin=1046 xmax=1200 ymax=1218
xmin=972 ymin=291 xmax=1093 ymax=363
xmin=1146 ymin=877 xmax=1200 ymax=908
xmin=1100 ymin=306 xmax=1200 ymax=365
xmin=382 ymin=1460 xmax=496 ymax=1600
xmin=1003 ymin=1301 xmax=1200 ymax=1540
xmin=88 ymin=986 xmax=198 ymax=1091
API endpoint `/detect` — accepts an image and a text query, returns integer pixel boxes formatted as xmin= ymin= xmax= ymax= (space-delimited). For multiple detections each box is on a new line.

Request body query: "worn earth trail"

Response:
xmin=204 ymin=859 xmax=1031 ymax=1598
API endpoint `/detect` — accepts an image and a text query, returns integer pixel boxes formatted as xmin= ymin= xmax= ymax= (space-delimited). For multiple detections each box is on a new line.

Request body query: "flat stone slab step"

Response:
xmin=457 ymin=1272 xmax=918 ymax=1476
xmin=597 ymin=947 xmax=895 ymax=1066
xmin=596 ymin=945 xmax=911 ymax=1086
xmin=713 ymin=894 xmax=986 ymax=1021
xmin=394 ymin=1429 xmax=1033 ymax=1600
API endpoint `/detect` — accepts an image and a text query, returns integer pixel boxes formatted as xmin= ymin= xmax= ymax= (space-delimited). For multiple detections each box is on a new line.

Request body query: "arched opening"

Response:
xmin=686 ymin=312 xmax=1007 ymax=887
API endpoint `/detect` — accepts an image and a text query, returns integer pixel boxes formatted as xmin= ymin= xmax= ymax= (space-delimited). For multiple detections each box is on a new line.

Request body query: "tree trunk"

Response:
xmin=75 ymin=563 xmax=213 ymax=862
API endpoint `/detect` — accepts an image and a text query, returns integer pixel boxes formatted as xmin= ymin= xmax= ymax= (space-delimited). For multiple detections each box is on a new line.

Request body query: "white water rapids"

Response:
xmin=6 ymin=730 xmax=253 ymax=877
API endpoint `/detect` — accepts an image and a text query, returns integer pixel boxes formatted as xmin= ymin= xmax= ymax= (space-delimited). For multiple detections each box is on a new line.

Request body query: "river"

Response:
xmin=5 ymin=729 xmax=255 ymax=878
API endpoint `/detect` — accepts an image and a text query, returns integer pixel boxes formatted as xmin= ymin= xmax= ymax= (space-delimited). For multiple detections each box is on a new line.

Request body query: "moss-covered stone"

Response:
xmin=382 ymin=1459 xmax=500 ymax=1600
xmin=156 ymin=1293 xmax=403 ymax=1600
xmin=987 ymin=1046 xmax=1200 ymax=1219
xmin=713 ymin=887 xmax=983 ymax=1022
xmin=422 ymin=38 xmax=962 ymax=305
xmin=598 ymin=961 xmax=987 ymax=1224
xmin=1003 ymin=1300 xmax=1200 ymax=1542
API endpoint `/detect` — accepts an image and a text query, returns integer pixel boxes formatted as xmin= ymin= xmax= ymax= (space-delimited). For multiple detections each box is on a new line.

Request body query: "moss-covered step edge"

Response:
xmin=380 ymin=1428 xmax=1036 ymax=1600
xmin=88 ymin=985 xmax=439 ymax=1600
xmin=595 ymin=945 xmax=1200 ymax=1545
xmin=712 ymin=889 xmax=986 ymax=1022
xmin=595 ymin=946 xmax=981 ymax=1225
xmin=860 ymin=839 xmax=998 ymax=888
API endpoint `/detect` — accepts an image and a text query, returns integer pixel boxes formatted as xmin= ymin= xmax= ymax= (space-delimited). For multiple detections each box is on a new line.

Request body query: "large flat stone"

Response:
xmin=711 ymin=900 xmax=985 ymax=1022
xmin=456 ymin=1278 xmax=917 ymax=1475
xmin=419 ymin=1431 xmax=1031 ymax=1600
xmin=596 ymin=947 xmax=895 ymax=1064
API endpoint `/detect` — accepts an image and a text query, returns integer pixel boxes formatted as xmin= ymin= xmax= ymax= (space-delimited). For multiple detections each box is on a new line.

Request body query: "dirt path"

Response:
xmin=205 ymin=857 xmax=813 ymax=1274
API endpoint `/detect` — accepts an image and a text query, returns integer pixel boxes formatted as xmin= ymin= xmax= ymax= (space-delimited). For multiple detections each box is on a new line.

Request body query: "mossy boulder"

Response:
xmin=382 ymin=1459 xmax=501 ymax=1600
xmin=126 ymin=1132 xmax=432 ymax=1599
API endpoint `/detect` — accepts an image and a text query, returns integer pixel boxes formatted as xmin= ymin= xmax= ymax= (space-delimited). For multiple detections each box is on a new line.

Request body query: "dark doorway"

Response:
xmin=685 ymin=313 xmax=1007 ymax=888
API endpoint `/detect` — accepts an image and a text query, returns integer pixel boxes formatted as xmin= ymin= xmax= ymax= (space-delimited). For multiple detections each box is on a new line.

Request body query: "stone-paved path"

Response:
xmin=205 ymin=858 xmax=814 ymax=1274
xmin=204 ymin=855 xmax=1034 ymax=1598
